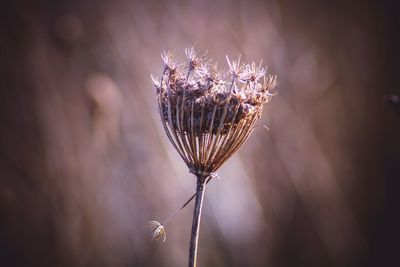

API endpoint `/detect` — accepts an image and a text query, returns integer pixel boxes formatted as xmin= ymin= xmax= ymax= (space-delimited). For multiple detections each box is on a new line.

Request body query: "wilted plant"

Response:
xmin=150 ymin=47 xmax=277 ymax=267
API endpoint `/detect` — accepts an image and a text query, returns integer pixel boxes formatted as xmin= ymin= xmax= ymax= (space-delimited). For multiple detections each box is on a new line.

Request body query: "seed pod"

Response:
xmin=153 ymin=48 xmax=277 ymax=178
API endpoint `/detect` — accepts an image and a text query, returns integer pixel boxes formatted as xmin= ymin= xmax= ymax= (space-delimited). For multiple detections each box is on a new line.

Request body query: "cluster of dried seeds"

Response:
xmin=153 ymin=47 xmax=277 ymax=176
xmin=149 ymin=48 xmax=278 ymax=251
xmin=153 ymin=48 xmax=277 ymax=136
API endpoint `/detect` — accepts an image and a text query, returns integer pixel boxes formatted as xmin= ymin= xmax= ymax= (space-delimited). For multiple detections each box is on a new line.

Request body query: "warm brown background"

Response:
xmin=1 ymin=0 xmax=399 ymax=266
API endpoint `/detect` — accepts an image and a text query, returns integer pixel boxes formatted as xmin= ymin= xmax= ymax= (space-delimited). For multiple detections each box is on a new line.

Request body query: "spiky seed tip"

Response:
xmin=147 ymin=221 xmax=166 ymax=243
xmin=210 ymin=172 xmax=221 ymax=180
xmin=185 ymin=46 xmax=207 ymax=69
xmin=161 ymin=51 xmax=178 ymax=71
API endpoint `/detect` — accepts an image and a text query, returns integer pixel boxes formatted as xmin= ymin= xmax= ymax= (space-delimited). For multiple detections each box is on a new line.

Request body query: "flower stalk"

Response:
xmin=150 ymin=47 xmax=277 ymax=267
xmin=188 ymin=175 xmax=207 ymax=267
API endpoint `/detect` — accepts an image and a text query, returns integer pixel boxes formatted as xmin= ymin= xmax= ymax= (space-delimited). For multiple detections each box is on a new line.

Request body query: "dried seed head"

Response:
xmin=154 ymin=48 xmax=277 ymax=177
xmin=147 ymin=221 xmax=166 ymax=242
xmin=185 ymin=47 xmax=206 ymax=70
xmin=239 ymin=61 xmax=266 ymax=83
xmin=161 ymin=51 xmax=178 ymax=71
xmin=226 ymin=55 xmax=243 ymax=79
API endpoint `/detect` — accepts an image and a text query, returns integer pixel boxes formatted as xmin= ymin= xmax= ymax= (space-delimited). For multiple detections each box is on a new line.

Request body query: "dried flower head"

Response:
xmin=153 ymin=47 xmax=277 ymax=178
xmin=147 ymin=221 xmax=166 ymax=242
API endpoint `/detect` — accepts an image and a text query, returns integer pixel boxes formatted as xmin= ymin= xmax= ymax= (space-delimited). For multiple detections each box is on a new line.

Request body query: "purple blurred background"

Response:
xmin=1 ymin=0 xmax=399 ymax=266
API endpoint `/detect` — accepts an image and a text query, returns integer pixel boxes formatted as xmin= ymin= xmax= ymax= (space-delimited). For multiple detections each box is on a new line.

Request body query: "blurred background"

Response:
xmin=1 ymin=0 xmax=399 ymax=266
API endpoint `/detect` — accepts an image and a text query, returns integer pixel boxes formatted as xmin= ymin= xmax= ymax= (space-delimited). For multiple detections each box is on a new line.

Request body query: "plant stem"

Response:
xmin=163 ymin=176 xmax=212 ymax=226
xmin=188 ymin=175 xmax=207 ymax=267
